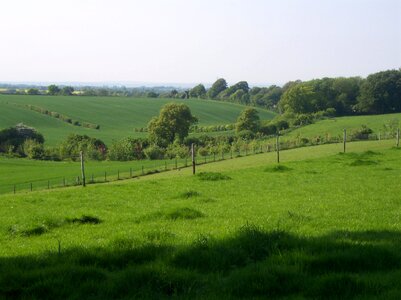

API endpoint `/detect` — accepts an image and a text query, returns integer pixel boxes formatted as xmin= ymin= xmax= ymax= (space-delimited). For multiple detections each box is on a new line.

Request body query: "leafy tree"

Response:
xmin=27 ymin=88 xmax=40 ymax=95
xmin=0 ymin=123 xmax=44 ymax=154
xmin=278 ymin=84 xmax=317 ymax=114
xmin=236 ymin=107 xmax=260 ymax=133
xmin=23 ymin=139 xmax=45 ymax=159
xmin=207 ymin=78 xmax=227 ymax=99
xmin=48 ymin=85 xmax=60 ymax=95
xmin=60 ymin=86 xmax=74 ymax=96
xmin=148 ymin=103 xmax=198 ymax=147
xmin=356 ymin=70 xmax=401 ymax=114
xmin=60 ymin=134 xmax=106 ymax=160
xmin=189 ymin=84 xmax=206 ymax=98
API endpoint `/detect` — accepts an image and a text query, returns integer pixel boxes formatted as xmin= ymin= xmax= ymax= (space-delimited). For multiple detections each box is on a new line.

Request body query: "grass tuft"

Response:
xmin=67 ymin=215 xmax=102 ymax=225
xmin=350 ymin=159 xmax=379 ymax=166
xmin=166 ymin=208 xmax=205 ymax=220
xmin=265 ymin=165 xmax=292 ymax=172
xmin=178 ymin=190 xmax=201 ymax=199
xmin=197 ymin=172 xmax=231 ymax=181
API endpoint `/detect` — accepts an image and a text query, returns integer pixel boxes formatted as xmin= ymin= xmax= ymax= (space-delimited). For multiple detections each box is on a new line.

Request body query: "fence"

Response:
xmin=1 ymin=128 xmax=399 ymax=195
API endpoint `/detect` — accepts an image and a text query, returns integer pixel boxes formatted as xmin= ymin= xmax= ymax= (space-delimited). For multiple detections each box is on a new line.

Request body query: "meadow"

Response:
xmin=0 ymin=95 xmax=276 ymax=145
xmin=1 ymin=140 xmax=400 ymax=298
xmin=282 ymin=112 xmax=401 ymax=141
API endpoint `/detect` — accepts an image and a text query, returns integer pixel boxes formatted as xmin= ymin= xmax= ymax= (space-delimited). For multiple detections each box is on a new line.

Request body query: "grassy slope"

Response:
xmin=1 ymin=140 xmax=400 ymax=298
xmin=282 ymin=112 xmax=401 ymax=141
xmin=0 ymin=95 xmax=276 ymax=145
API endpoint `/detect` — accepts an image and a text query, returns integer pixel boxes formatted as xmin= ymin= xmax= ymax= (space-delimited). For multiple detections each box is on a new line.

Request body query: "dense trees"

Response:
xmin=207 ymin=78 xmax=227 ymax=99
xmin=236 ymin=108 xmax=260 ymax=133
xmin=48 ymin=84 xmax=61 ymax=95
xmin=189 ymin=84 xmax=206 ymax=98
xmin=356 ymin=70 xmax=401 ymax=114
xmin=0 ymin=123 xmax=44 ymax=154
xmin=277 ymin=70 xmax=401 ymax=116
xmin=148 ymin=103 xmax=198 ymax=147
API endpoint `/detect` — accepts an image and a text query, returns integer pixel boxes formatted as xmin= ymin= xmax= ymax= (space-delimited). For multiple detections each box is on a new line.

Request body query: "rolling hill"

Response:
xmin=0 ymin=95 xmax=276 ymax=145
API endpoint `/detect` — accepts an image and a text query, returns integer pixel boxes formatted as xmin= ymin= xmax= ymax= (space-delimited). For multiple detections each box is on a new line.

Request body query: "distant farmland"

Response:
xmin=0 ymin=95 xmax=276 ymax=145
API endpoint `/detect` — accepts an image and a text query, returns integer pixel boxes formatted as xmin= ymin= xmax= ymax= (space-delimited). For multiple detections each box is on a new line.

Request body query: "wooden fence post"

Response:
xmin=343 ymin=129 xmax=347 ymax=153
xmin=13 ymin=185 xmax=16 ymax=194
xmin=30 ymin=183 xmax=33 ymax=192
xmin=63 ymin=177 xmax=66 ymax=187
xmin=175 ymin=158 xmax=178 ymax=169
xmin=130 ymin=167 xmax=132 ymax=177
xmin=117 ymin=170 xmax=120 ymax=180
xmin=191 ymin=143 xmax=196 ymax=175
xmin=276 ymin=134 xmax=280 ymax=164
xmin=104 ymin=172 xmax=107 ymax=182
xmin=80 ymin=151 xmax=86 ymax=187
xmin=91 ymin=174 xmax=94 ymax=183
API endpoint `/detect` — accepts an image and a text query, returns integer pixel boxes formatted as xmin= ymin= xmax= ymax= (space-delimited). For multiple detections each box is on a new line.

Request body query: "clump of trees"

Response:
xmin=0 ymin=123 xmax=44 ymax=156
xmin=147 ymin=103 xmax=198 ymax=147
xmin=48 ymin=85 xmax=75 ymax=96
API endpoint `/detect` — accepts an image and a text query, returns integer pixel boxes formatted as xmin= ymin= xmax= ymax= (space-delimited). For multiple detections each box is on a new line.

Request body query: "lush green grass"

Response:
xmin=0 ymin=155 xmax=190 ymax=195
xmin=282 ymin=112 xmax=401 ymax=141
xmin=0 ymin=95 xmax=276 ymax=145
xmin=1 ymin=140 xmax=401 ymax=298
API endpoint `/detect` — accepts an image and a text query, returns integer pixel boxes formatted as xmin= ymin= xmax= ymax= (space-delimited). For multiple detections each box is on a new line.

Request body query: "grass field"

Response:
xmin=282 ymin=112 xmax=401 ymax=141
xmin=1 ymin=140 xmax=400 ymax=298
xmin=0 ymin=95 xmax=276 ymax=145
xmin=0 ymin=155 xmax=189 ymax=195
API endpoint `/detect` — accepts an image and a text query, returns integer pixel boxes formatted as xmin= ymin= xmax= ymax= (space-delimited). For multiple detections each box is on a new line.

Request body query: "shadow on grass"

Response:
xmin=1 ymin=226 xmax=401 ymax=299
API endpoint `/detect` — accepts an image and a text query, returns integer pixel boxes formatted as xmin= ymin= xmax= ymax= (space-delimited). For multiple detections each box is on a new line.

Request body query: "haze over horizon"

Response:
xmin=1 ymin=0 xmax=400 ymax=86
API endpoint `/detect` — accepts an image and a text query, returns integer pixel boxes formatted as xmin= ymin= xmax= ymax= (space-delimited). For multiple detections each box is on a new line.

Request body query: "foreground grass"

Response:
xmin=0 ymin=140 xmax=401 ymax=298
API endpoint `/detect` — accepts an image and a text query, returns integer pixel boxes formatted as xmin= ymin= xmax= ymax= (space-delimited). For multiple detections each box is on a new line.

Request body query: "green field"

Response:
xmin=282 ymin=113 xmax=401 ymax=141
xmin=1 ymin=140 xmax=401 ymax=298
xmin=0 ymin=95 xmax=276 ymax=145
xmin=0 ymin=155 xmax=190 ymax=195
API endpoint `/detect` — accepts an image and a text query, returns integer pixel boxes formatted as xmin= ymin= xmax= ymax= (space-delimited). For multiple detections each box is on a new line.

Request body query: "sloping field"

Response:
xmin=0 ymin=95 xmax=276 ymax=145
xmin=282 ymin=113 xmax=401 ymax=141
xmin=1 ymin=140 xmax=400 ymax=298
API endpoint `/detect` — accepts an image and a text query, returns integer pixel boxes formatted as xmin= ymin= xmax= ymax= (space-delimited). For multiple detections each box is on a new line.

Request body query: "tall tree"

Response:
xmin=236 ymin=107 xmax=260 ymax=133
xmin=148 ymin=103 xmax=198 ymax=147
xmin=48 ymin=84 xmax=60 ymax=95
xmin=207 ymin=78 xmax=227 ymax=99
xmin=356 ymin=70 xmax=401 ymax=114
xmin=189 ymin=84 xmax=206 ymax=98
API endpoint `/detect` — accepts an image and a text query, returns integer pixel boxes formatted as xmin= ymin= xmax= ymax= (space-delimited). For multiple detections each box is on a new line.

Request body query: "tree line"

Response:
xmin=1 ymin=69 xmax=399 ymax=117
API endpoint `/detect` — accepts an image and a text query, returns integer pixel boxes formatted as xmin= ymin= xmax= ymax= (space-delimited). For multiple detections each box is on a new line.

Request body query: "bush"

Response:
xmin=144 ymin=145 xmax=165 ymax=160
xmin=23 ymin=139 xmax=45 ymax=159
xmin=293 ymin=114 xmax=314 ymax=126
xmin=351 ymin=125 xmax=373 ymax=140
xmin=237 ymin=130 xmax=255 ymax=140
xmin=259 ymin=124 xmax=277 ymax=136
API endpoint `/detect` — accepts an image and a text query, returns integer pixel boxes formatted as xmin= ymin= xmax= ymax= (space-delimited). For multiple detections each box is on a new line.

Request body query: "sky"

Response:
xmin=0 ymin=0 xmax=400 ymax=86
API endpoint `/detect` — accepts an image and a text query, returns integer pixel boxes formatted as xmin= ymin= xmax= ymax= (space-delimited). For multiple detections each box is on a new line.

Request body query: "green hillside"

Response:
xmin=1 ymin=140 xmax=401 ymax=298
xmin=0 ymin=95 xmax=276 ymax=145
xmin=282 ymin=113 xmax=401 ymax=141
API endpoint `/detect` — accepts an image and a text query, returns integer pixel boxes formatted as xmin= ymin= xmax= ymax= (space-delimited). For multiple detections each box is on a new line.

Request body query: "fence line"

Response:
xmin=1 ymin=130 xmax=399 ymax=195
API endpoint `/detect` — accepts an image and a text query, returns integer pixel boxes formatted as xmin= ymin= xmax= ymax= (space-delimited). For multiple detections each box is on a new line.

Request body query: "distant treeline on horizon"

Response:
xmin=1 ymin=68 xmax=400 ymax=116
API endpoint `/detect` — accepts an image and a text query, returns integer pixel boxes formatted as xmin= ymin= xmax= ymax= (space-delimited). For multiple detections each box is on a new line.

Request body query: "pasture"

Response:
xmin=282 ymin=112 xmax=401 ymax=141
xmin=1 ymin=140 xmax=401 ymax=298
xmin=0 ymin=95 xmax=276 ymax=145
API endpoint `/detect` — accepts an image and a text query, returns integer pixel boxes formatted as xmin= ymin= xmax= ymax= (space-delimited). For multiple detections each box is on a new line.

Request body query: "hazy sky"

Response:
xmin=0 ymin=0 xmax=400 ymax=85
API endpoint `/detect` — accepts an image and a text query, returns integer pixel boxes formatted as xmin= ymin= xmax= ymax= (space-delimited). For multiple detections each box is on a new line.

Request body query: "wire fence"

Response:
xmin=1 ymin=129 xmax=399 ymax=196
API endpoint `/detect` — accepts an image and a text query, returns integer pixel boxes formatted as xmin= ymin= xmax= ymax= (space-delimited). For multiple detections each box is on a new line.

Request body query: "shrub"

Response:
xmin=259 ymin=124 xmax=277 ymax=136
xmin=144 ymin=145 xmax=165 ymax=160
xmin=351 ymin=125 xmax=373 ymax=140
xmin=23 ymin=139 xmax=45 ymax=159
